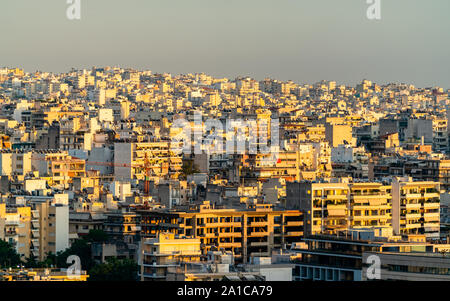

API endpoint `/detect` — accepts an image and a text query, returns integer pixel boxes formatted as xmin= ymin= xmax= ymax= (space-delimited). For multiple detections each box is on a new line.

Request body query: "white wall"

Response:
xmin=114 ymin=143 xmax=133 ymax=180
xmin=54 ymin=205 xmax=69 ymax=253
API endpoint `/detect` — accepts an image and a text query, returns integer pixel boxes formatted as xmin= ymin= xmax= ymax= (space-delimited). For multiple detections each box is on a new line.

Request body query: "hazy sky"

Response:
xmin=1 ymin=0 xmax=449 ymax=88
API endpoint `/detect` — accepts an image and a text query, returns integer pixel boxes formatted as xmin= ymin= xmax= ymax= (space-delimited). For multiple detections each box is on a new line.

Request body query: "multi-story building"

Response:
xmin=30 ymin=199 xmax=70 ymax=261
xmin=104 ymin=211 xmax=141 ymax=245
xmin=287 ymin=179 xmax=438 ymax=238
xmin=31 ymin=150 xmax=86 ymax=188
xmin=362 ymin=251 xmax=450 ymax=281
xmin=139 ymin=201 xmax=303 ymax=263
xmin=292 ymin=231 xmax=450 ymax=281
xmin=287 ymin=181 xmax=349 ymax=235
xmin=114 ymin=141 xmax=182 ymax=183
xmin=392 ymin=177 xmax=440 ymax=239
xmin=0 ymin=197 xmax=69 ymax=261
xmin=139 ymin=232 xmax=202 ymax=281
xmin=349 ymin=183 xmax=391 ymax=229
xmin=0 ymin=204 xmax=32 ymax=259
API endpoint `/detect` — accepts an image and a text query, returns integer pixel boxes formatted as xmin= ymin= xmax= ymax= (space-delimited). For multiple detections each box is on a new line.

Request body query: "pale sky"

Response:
xmin=1 ymin=0 xmax=449 ymax=88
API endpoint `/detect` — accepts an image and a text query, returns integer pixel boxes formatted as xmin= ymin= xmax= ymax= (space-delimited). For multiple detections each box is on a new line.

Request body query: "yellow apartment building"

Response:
xmin=139 ymin=233 xmax=202 ymax=281
xmin=392 ymin=177 xmax=440 ymax=239
xmin=0 ymin=204 xmax=32 ymax=259
xmin=114 ymin=141 xmax=182 ymax=183
xmin=139 ymin=202 xmax=303 ymax=263
xmin=288 ymin=178 xmax=440 ymax=239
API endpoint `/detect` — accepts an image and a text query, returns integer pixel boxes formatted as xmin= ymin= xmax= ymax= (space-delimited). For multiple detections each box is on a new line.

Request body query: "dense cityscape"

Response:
xmin=0 ymin=66 xmax=449 ymax=281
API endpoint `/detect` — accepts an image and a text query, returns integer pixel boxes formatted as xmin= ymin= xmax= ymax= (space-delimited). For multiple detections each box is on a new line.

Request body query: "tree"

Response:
xmin=84 ymin=229 xmax=109 ymax=243
xmin=0 ymin=239 xmax=21 ymax=268
xmin=24 ymin=253 xmax=39 ymax=268
xmin=181 ymin=160 xmax=200 ymax=179
xmin=56 ymin=239 xmax=95 ymax=271
xmin=89 ymin=258 xmax=138 ymax=281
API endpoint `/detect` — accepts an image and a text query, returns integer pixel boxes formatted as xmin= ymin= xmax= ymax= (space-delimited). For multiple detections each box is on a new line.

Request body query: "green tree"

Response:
xmin=181 ymin=160 xmax=200 ymax=179
xmin=89 ymin=258 xmax=138 ymax=281
xmin=56 ymin=239 xmax=94 ymax=271
xmin=84 ymin=229 xmax=109 ymax=243
xmin=24 ymin=253 xmax=39 ymax=268
xmin=0 ymin=239 xmax=21 ymax=268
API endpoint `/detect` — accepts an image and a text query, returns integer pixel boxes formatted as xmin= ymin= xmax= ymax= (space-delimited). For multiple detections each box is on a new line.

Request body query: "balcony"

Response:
xmin=249 ymin=231 xmax=268 ymax=237
xmin=353 ymin=215 xmax=384 ymax=220
xmin=218 ymin=232 xmax=241 ymax=237
xmin=249 ymin=241 xmax=268 ymax=247
xmin=141 ymin=273 xmax=166 ymax=279
xmin=424 ymin=192 xmax=439 ymax=198
xmin=403 ymin=193 xmax=421 ymax=199
xmin=250 ymin=252 xmax=269 ymax=257
xmin=352 ymin=194 xmax=384 ymax=200
xmin=250 ymin=221 xmax=267 ymax=227
xmin=404 ymin=203 xmax=421 ymax=210
xmin=424 ymin=203 xmax=440 ymax=209
xmin=219 ymin=242 xmax=241 ymax=248
xmin=142 ymin=262 xmax=179 ymax=268
xmin=325 ymin=194 xmax=347 ymax=200
xmin=285 ymin=221 xmax=302 ymax=227
xmin=423 ymin=213 xmax=440 ymax=220
xmin=286 ymin=231 xmax=303 ymax=236
xmin=5 ymin=230 xmax=17 ymax=236
xmin=404 ymin=223 xmax=420 ymax=229
xmin=204 ymin=232 xmax=217 ymax=238
xmin=423 ymin=222 xmax=439 ymax=228
xmin=143 ymin=250 xmax=201 ymax=257
xmin=5 ymin=219 xmax=19 ymax=226
xmin=404 ymin=213 xmax=421 ymax=219
xmin=327 ymin=205 xmax=347 ymax=217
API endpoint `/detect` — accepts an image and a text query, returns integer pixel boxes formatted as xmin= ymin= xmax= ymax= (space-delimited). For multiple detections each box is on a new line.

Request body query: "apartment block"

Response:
xmin=139 ymin=233 xmax=202 ymax=281
xmin=362 ymin=252 xmax=450 ymax=280
xmin=114 ymin=141 xmax=182 ymax=182
xmin=392 ymin=177 xmax=440 ymax=239
xmin=139 ymin=202 xmax=303 ymax=263
xmin=0 ymin=203 xmax=32 ymax=259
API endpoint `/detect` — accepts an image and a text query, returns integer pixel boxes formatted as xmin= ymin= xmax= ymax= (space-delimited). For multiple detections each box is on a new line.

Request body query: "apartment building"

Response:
xmin=287 ymin=179 xmax=434 ymax=237
xmin=349 ymin=183 xmax=391 ymax=229
xmin=114 ymin=141 xmax=182 ymax=183
xmin=240 ymin=142 xmax=331 ymax=182
xmin=292 ymin=231 xmax=450 ymax=281
xmin=31 ymin=150 xmax=86 ymax=188
xmin=0 ymin=203 xmax=32 ymax=259
xmin=139 ymin=233 xmax=202 ymax=281
xmin=404 ymin=159 xmax=450 ymax=192
xmin=104 ymin=211 xmax=141 ymax=245
xmin=29 ymin=199 xmax=70 ymax=261
xmin=0 ymin=197 xmax=69 ymax=261
xmin=405 ymin=118 xmax=448 ymax=152
xmin=392 ymin=177 xmax=440 ymax=239
xmin=139 ymin=201 xmax=303 ymax=263
xmin=362 ymin=252 xmax=450 ymax=280
xmin=0 ymin=150 xmax=32 ymax=176
xmin=325 ymin=123 xmax=353 ymax=147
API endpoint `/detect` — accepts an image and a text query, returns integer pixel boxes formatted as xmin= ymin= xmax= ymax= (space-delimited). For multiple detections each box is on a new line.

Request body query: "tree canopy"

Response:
xmin=0 ymin=239 xmax=21 ymax=268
